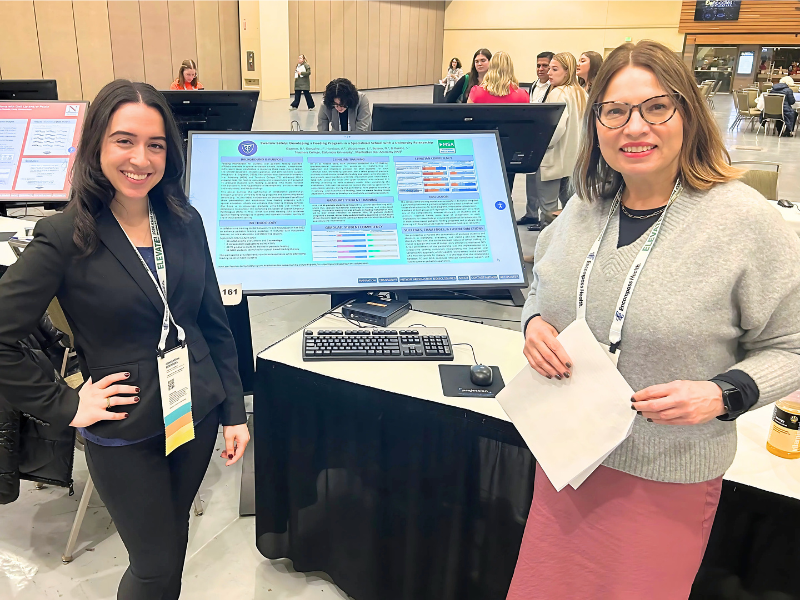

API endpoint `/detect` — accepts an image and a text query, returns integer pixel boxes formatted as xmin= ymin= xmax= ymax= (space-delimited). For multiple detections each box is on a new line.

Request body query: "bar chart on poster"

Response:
xmin=187 ymin=132 xmax=526 ymax=294
xmin=0 ymin=102 xmax=88 ymax=202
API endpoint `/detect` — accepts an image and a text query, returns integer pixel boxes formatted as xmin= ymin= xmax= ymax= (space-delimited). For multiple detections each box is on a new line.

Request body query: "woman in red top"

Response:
xmin=170 ymin=60 xmax=204 ymax=91
xmin=468 ymin=51 xmax=529 ymax=103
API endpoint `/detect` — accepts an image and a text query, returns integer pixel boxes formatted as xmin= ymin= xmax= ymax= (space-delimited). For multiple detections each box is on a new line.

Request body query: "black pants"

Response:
xmin=85 ymin=408 xmax=220 ymax=600
xmin=291 ymin=89 xmax=315 ymax=108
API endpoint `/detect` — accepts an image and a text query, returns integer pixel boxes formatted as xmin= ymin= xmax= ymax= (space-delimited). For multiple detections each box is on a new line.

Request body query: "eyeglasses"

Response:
xmin=593 ymin=94 xmax=679 ymax=129
xmin=333 ymin=101 xmax=348 ymax=109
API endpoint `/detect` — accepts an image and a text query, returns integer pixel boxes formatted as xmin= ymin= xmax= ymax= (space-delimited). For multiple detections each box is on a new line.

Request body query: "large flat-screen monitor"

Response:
xmin=0 ymin=80 xmax=58 ymax=101
xmin=0 ymin=101 xmax=88 ymax=203
xmin=161 ymin=90 xmax=259 ymax=143
xmin=187 ymin=131 xmax=527 ymax=295
xmin=694 ymin=0 xmax=741 ymax=21
xmin=372 ymin=103 xmax=564 ymax=174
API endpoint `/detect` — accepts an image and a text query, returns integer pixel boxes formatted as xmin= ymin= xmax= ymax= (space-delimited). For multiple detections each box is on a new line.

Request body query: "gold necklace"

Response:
xmin=620 ymin=204 xmax=666 ymax=220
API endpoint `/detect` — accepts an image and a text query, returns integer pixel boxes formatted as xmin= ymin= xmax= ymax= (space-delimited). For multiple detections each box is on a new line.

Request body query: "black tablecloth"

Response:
xmin=254 ymin=356 xmax=800 ymax=600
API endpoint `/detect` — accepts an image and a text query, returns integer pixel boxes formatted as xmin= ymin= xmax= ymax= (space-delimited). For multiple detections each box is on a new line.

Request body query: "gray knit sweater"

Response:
xmin=522 ymin=180 xmax=800 ymax=483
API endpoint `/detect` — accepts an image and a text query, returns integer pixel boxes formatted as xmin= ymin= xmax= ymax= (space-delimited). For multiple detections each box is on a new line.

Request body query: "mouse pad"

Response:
xmin=0 ymin=232 xmax=15 ymax=243
xmin=439 ymin=365 xmax=505 ymax=398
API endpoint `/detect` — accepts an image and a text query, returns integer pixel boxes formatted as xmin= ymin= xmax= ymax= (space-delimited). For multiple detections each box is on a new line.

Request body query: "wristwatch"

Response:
xmin=711 ymin=379 xmax=746 ymax=421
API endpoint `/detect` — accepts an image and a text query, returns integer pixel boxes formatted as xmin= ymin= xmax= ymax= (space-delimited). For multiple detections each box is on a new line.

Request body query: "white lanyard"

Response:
xmin=115 ymin=203 xmax=186 ymax=355
xmin=576 ymin=179 xmax=682 ymax=353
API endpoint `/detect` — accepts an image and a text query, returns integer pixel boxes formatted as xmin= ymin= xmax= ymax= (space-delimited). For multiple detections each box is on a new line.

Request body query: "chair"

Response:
xmin=699 ymin=83 xmax=713 ymax=104
xmin=760 ymin=81 xmax=774 ymax=94
xmin=707 ymin=79 xmax=724 ymax=109
xmin=732 ymin=161 xmax=780 ymax=201
xmin=731 ymin=91 xmax=760 ymax=131
xmin=756 ymin=93 xmax=787 ymax=139
xmin=744 ymin=87 xmax=759 ymax=109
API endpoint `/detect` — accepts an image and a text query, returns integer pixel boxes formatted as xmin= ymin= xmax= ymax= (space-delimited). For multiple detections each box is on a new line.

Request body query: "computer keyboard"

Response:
xmin=302 ymin=327 xmax=454 ymax=361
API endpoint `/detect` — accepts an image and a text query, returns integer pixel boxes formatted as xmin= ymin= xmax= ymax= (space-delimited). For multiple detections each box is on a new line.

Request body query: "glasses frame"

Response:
xmin=593 ymin=93 xmax=680 ymax=129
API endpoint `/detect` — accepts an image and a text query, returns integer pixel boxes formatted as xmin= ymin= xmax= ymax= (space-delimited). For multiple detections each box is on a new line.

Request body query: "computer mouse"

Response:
xmin=470 ymin=364 xmax=493 ymax=387
xmin=777 ymin=198 xmax=795 ymax=209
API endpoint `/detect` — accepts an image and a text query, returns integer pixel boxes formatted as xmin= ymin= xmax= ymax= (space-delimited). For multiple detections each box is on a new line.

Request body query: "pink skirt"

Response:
xmin=506 ymin=463 xmax=723 ymax=600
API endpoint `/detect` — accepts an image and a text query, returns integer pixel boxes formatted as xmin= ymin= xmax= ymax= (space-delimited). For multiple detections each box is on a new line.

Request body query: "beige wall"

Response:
xmin=0 ymin=0 xmax=242 ymax=102
xmin=287 ymin=0 xmax=445 ymax=94
xmin=443 ymin=1 xmax=683 ymax=84
xmin=261 ymin=0 xmax=291 ymax=100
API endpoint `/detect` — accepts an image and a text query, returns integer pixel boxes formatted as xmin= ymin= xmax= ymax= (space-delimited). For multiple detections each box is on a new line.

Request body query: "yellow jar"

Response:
xmin=766 ymin=397 xmax=800 ymax=459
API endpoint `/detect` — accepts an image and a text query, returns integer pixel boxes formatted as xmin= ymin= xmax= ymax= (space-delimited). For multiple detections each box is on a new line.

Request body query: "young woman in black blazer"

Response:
xmin=0 ymin=80 xmax=249 ymax=599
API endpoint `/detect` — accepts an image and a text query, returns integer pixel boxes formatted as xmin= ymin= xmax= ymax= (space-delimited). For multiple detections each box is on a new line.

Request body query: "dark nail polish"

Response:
xmin=630 ymin=397 xmax=636 ymax=402
xmin=563 ymin=372 xmax=570 ymax=379
xmin=135 ymin=387 xmax=140 ymax=393
xmin=124 ymin=372 xmax=130 ymax=378
xmin=565 ymin=363 xmax=572 ymax=369
xmin=555 ymin=374 xmax=562 ymax=380
xmin=546 ymin=374 xmax=552 ymax=379
xmin=630 ymin=405 xmax=636 ymax=410
xmin=228 ymin=454 xmax=233 ymax=460
xmin=637 ymin=411 xmax=642 ymax=415
xmin=134 ymin=397 xmax=139 ymax=402
xmin=647 ymin=418 xmax=653 ymax=423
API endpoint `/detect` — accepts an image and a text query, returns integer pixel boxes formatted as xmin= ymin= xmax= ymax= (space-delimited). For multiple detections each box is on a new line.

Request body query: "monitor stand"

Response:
xmin=330 ymin=287 xmax=525 ymax=310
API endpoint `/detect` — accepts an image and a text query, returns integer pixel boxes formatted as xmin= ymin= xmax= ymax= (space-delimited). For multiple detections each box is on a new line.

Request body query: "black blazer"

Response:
xmin=0 ymin=202 xmax=246 ymax=441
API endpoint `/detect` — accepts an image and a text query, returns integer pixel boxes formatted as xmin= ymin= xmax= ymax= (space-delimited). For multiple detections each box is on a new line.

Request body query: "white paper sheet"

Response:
xmin=496 ymin=318 xmax=635 ymax=491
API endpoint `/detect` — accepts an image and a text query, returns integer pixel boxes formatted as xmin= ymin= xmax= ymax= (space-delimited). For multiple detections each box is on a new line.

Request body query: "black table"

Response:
xmin=254 ymin=314 xmax=800 ymax=600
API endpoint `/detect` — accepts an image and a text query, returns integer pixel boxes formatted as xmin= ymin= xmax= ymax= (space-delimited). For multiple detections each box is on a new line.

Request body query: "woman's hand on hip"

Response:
xmin=69 ymin=373 xmax=139 ymax=428
xmin=221 ymin=423 xmax=250 ymax=466
xmin=632 ymin=381 xmax=726 ymax=425
xmin=523 ymin=316 xmax=572 ymax=380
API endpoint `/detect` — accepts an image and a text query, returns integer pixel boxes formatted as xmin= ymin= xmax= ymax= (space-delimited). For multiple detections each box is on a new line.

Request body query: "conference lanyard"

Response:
xmin=576 ymin=179 xmax=682 ymax=354
xmin=116 ymin=203 xmax=186 ymax=356
xmin=115 ymin=203 xmax=195 ymax=455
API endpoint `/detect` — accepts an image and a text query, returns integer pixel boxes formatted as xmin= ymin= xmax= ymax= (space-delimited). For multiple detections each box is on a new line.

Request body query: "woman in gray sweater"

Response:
xmin=507 ymin=41 xmax=800 ymax=600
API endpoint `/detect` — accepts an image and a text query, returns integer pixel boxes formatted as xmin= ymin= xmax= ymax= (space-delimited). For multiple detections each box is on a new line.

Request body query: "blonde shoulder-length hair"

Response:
xmin=481 ymin=51 xmax=519 ymax=97
xmin=574 ymin=40 xmax=740 ymax=203
xmin=550 ymin=52 xmax=587 ymax=116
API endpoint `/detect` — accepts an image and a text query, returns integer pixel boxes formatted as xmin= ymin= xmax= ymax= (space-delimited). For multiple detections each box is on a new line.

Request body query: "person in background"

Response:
xmin=440 ymin=58 xmax=463 ymax=94
xmin=468 ymin=51 xmax=529 ymax=103
xmin=444 ymin=48 xmax=492 ymax=103
xmin=577 ymin=50 xmax=604 ymax=93
xmin=0 ymin=80 xmax=249 ymax=599
xmin=520 ymin=52 xmax=587 ymax=246
xmin=507 ymin=40 xmax=800 ymax=600
xmin=317 ymin=78 xmax=372 ymax=131
xmin=170 ymin=59 xmax=204 ymax=90
xmin=529 ymin=51 xmax=554 ymax=104
xmin=290 ymin=54 xmax=315 ymax=110
xmin=517 ymin=51 xmax=555 ymax=228
xmin=768 ymin=75 xmax=797 ymax=136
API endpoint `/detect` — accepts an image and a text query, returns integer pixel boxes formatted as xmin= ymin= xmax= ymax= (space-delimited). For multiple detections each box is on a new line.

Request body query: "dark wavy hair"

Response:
xmin=68 ymin=80 xmax=189 ymax=256
xmin=323 ymin=78 xmax=360 ymax=109
xmin=449 ymin=57 xmax=462 ymax=69
xmin=465 ymin=48 xmax=492 ymax=101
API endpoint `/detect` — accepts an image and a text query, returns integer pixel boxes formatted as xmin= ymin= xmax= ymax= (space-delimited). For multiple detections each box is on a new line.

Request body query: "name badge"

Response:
xmin=157 ymin=344 xmax=195 ymax=455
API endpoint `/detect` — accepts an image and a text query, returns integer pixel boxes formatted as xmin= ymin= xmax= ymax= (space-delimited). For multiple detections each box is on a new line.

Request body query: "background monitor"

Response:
xmin=0 ymin=101 xmax=88 ymax=203
xmin=694 ymin=0 xmax=741 ymax=21
xmin=161 ymin=90 xmax=259 ymax=143
xmin=372 ymin=103 xmax=564 ymax=174
xmin=0 ymin=80 xmax=58 ymax=101
xmin=187 ymin=131 xmax=527 ymax=295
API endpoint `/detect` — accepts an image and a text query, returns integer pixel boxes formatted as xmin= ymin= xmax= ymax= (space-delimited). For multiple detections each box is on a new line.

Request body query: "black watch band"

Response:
xmin=712 ymin=378 xmax=747 ymax=421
